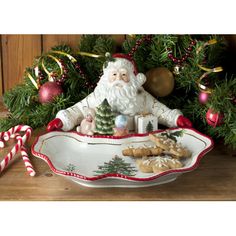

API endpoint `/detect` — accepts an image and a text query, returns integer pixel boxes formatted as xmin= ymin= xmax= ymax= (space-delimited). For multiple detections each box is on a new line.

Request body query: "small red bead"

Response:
xmin=191 ymin=40 xmax=196 ymax=45
xmin=177 ymin=59 xmax=181 ymax=64
xmin=62 ymin=74 xmax=67 ymax=79
xmin=173 ymin=58 xmax=178 ymax=63
xmin=187 ymin=46 xmax=193 ymax=51
xmin=56 ymin=80 xmax=61 ymax=85
xmin=168 ymin=53 xmax=173 ymax=58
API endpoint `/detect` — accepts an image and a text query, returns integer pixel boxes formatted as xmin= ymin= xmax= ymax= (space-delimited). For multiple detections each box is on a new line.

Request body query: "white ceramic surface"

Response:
xmin=31 ymin=128 xmax=214 ymax=188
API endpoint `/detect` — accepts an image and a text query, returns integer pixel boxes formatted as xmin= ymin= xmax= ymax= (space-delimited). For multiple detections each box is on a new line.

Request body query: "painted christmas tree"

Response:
xmin=95 ymin=99 xmax=115 ymax=135
xmin=94 ymin=155 xmax=137 ymax=176
xmin=146 ymin=121 xmax=154 ymax=132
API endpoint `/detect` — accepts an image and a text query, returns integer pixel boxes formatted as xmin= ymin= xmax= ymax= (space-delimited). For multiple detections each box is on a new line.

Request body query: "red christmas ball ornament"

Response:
xmin=39 ymin=81 xmax=63 ymax=104
xmin=198 ymin=91 xmax=209 ymax=104
xmin=206 ymin=108 xmax=224 ymax=127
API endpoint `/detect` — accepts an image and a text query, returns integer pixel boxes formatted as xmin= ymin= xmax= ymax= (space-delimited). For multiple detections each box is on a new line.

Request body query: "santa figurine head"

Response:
xmin=94 ymin=53 xmax=146 ymax=116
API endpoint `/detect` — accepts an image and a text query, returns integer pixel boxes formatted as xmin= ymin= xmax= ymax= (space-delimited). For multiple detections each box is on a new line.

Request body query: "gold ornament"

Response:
xmin=144 ymin=67 xmax=175 ymax=97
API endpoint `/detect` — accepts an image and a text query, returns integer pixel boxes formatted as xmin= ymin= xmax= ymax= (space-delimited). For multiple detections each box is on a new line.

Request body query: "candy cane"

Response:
xmin=20 ymin=146 xmax=36 ymax=177
xmin=0 ymin=140 xmax=4 ymax=148
xmin=0 ymin=138 xmax=21 ymax=173
xmin=15 ymin=133 xmax=35 ymax=176
xmin=0 ymin=130 xmax=6 ymax=148
xmin=0 ymin=125 xmax=35 ymax=176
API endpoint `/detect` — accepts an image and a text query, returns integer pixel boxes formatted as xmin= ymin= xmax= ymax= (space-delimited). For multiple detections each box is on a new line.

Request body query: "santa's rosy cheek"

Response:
xmin=122 ymin=75 xmax=130 ymax=82
xmin=109 ymin=76 xmax=116 ymax=82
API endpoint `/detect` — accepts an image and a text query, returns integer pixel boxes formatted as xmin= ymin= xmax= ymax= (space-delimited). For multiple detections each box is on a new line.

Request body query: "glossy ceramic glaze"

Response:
xmin=31 ymin=128 xmax=214 ymax=188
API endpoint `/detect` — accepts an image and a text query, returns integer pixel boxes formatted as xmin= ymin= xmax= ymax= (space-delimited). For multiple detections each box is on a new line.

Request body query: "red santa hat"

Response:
xmin=112 ymin=53 xmax=138 ymax=76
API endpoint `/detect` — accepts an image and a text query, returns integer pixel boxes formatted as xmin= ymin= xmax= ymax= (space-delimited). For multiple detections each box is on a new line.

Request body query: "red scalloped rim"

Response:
xmin=31 ymin=128 xmax=214 ymax=182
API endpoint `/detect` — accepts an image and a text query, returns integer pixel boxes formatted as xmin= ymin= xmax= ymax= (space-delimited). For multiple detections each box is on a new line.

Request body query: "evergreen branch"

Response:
xmin=1 ymin=34 xmax=236 ymax=150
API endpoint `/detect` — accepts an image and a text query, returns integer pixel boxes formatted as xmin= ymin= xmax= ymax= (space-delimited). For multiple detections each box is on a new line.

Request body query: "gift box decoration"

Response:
xmin=134 ymin=114 xmax=158 ymax=133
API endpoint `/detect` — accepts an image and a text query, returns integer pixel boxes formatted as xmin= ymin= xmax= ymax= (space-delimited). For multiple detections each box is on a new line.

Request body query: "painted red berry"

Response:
xmin=62 ymin=74 xmax=67 ymax=79
xmin=185 ymin=52 xmax=190 ymax=57
xmin=187 ymin=47 xmax=193 ymax=51
xmin=173 ymin=58 xmax=178 ymax=64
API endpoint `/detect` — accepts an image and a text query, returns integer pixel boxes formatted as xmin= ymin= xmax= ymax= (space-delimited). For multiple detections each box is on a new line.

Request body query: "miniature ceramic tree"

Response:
xmin=95 ymin=99 xmax=115 ymax=135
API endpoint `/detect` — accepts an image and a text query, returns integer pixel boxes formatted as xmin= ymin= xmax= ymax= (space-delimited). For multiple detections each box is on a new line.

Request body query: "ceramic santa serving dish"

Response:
xmin=31 ymin=128 xmax=213 ymax=188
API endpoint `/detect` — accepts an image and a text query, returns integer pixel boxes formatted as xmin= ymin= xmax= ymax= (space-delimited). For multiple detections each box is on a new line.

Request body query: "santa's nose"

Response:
xmin=116 ymin=73 xmax=122 ymax=80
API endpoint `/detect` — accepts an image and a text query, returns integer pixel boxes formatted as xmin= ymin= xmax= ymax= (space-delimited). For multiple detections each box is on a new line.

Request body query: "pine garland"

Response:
xmin=1 ymin=34 xmax=236 ymax=149
xmin=0 ymin=35 xmax=116 ymax=130
xmin=123 ymin=34 xmax=236 ymax=148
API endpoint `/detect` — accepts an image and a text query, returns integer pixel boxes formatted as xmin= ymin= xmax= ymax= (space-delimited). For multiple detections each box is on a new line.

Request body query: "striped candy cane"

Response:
xmin=0 ymin=129 xmax=6 ymax=148
xmin=20 ymin=145 xmax=36 ymax=177
xmin=15 ymin=133 xmax=35 ymax=176
xmin=0 ymin=125 xmax=35 ymax=177
xmin=0 ymin=136 xmax=22 ymax=173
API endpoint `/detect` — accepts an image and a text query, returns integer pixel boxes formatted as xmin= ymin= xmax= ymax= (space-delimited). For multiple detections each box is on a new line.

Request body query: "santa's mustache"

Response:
xmin=109 ymin=80 xmax=127 ymax=88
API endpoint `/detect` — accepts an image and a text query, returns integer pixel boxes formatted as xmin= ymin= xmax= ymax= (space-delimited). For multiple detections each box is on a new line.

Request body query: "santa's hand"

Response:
xmin=47 ymin=118 xmax=63 ymax=132
xmin=176 ymin=115 xmax=192 ymax=128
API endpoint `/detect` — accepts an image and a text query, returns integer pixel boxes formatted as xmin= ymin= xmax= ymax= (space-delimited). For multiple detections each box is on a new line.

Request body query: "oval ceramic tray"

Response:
xmin=31 ymin=128 xmax=214 ymax=188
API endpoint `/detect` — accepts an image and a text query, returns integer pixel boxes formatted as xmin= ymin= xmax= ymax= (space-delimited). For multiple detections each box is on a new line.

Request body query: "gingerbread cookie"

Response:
xmin=148 ymin=134 xmax=191 ymax=158
xmin=136 ymin=155 xmax=183 ymax=174
xmin=136 ymin=157 xmax=155 ymax=173
xmin=122 ymin=145 xmax=163 ymax=158
xmin=165 ymin=156 xmax=183 ymax=169
xmin=151 ymin=157 xmax=170 ymax=173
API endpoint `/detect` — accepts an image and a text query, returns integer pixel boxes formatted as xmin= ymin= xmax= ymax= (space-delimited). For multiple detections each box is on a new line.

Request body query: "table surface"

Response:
xmin=0 ymin=105 xmax=236 ymax=201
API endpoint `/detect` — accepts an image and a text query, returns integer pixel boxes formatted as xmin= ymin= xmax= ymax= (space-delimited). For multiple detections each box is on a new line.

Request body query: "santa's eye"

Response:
xmin=113 ymin=73 xmax=117 ymax=76
xmin=122 ymin=73 xmax=126 ymax=76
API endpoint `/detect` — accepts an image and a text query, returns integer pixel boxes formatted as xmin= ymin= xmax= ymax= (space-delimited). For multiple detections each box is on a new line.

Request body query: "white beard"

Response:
xmin=94 ymin=73 xmax=146 ymax=116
